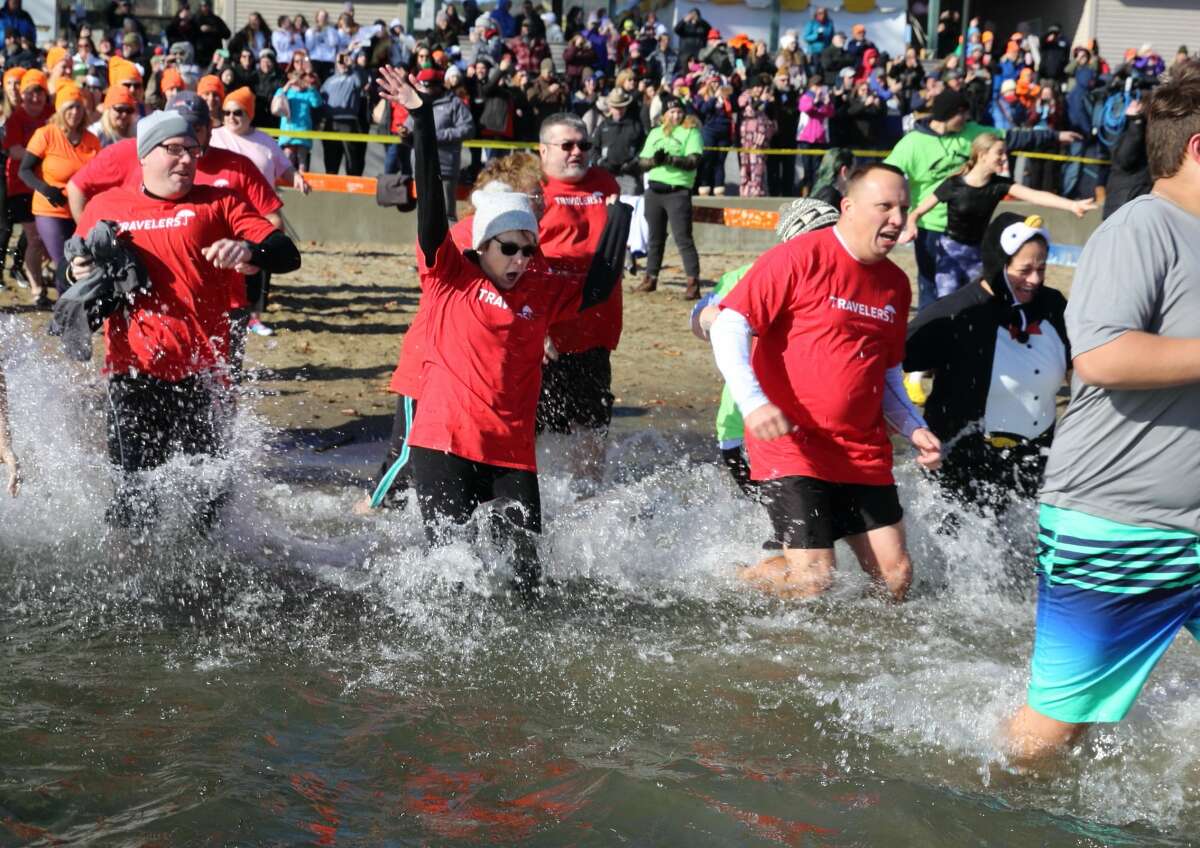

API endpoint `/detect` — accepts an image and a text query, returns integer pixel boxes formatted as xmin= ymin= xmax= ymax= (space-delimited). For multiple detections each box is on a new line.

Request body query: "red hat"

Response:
xmin=706 ymin=28 xmax=720 ymax=40
xmin=416 ymin=67 xmax=444 ymax=84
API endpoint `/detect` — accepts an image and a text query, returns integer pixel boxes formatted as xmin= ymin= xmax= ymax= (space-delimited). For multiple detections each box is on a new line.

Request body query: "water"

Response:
xmin=2 ymin=318 xmax=1198 ymax=847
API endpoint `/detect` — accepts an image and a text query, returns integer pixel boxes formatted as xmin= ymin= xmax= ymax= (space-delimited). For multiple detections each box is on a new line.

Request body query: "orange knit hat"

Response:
xmin=196 ymin=74 xmax=225 ymax=100
xmin=108 ymin=57 xmax=143 ymax=86
xmin=103 ymin=85 xmax=137 ymax=109
xmin=45 ymin=45 xmax=67 ymax=70
xmin=54 ymin=82 xmax=82 ymax=111
xmin=159 ymin=66 xmax=185 ymax=94
xmin=3 ymin=66 xmax=24 ymax=87
xmin=223 ymin=85 xmax=254 ymax=120
xmin=19 ymin=69 xmax=47 ymax=92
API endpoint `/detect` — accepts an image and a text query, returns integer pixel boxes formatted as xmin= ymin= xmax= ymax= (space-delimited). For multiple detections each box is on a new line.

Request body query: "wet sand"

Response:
xmin=0 ymin=241 xmax=1075 ymax=448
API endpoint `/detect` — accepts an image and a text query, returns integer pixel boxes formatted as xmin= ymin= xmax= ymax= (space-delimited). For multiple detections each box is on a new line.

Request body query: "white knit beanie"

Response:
xmin=471 ymin=182 xmax=539 ymax=250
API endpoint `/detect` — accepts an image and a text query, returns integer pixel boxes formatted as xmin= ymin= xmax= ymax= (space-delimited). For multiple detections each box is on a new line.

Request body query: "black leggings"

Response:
xmin=644 ymin=186 xmax=699 ymax=278
xmin=409 ymin=445 xmax=542 ymax=592
xmin=373 ymin=395 xmax=416 ymax=507
xmin=937 ymin=431 xmax=1051 ymax=514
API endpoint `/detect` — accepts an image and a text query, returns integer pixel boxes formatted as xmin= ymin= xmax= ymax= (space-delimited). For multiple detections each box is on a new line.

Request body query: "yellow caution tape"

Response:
xmin=261 ymin=127 xmax=1112 ymax=165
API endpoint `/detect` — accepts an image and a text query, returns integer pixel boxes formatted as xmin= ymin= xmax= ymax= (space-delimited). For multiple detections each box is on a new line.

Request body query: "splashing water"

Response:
xmin=1 ymin=314 xmax=1197 ymax=846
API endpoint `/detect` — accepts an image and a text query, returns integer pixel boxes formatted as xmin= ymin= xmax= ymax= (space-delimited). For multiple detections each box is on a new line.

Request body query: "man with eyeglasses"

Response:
xmin=69 ymin=111 xmax=300 ymax=532
xmin=535 ymin=112 xmax=623 ymax=497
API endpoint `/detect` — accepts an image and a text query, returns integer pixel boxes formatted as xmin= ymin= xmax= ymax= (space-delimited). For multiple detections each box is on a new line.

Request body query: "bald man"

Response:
xmin=711 ymin=164 xmax=942 ymax=601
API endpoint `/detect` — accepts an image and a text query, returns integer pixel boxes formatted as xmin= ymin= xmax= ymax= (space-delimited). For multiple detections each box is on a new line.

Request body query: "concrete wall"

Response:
xmin=278 ymin=188 xmax=1102 ymax=257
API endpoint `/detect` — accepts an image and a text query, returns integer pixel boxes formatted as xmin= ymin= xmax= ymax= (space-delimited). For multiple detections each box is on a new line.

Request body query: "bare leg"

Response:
xmin=844 ymin=521 xmax=912 ymax=601
xmin=738 ymin=547 xmax=836 ymax=599
xmin=22 ymin=224 xmax=45 ymax=298
xmin=1003 ymin=704 xmax=1089 ymax=764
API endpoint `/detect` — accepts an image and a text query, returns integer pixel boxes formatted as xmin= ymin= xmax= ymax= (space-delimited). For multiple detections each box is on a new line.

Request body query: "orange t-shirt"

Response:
xmin=26 ymin=124 xmax=101 ymax=218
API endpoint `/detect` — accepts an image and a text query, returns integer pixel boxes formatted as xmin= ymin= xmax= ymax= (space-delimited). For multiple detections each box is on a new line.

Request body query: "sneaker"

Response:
xmin=903 ymin=372 xmax=928 ymax=406
xmin=247 ymin=317 xmax=274 ymax=336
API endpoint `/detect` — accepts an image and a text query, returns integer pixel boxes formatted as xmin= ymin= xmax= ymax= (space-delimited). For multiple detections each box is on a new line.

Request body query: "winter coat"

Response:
xmin=803 ymin=18 xmax=833 ymax=55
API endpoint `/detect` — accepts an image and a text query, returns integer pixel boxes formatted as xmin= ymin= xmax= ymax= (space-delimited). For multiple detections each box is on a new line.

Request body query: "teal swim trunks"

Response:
xmin=1028 ymin=503 xmax=1200 ymax=723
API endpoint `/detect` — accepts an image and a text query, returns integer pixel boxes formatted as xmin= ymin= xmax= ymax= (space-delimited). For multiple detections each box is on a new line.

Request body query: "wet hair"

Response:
xmin=1147 ymin=59 xmax=1200 ymax=179
xmin=463 ymin=152 xmax=543 ymax=214
xmin=538 ymin=112 xmax=587 ymax=142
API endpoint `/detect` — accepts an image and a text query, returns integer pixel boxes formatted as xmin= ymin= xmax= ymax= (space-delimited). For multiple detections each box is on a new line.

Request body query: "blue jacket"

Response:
xmin=0 ymin=2 xmax=35 ymax=43
xmin=803 ymin=18 xmax=833 ymax=54
xmin=492 ymin=0 xmax=517 ymax=39
xmin=1065 ymin=66 xmax=1096 ymax=134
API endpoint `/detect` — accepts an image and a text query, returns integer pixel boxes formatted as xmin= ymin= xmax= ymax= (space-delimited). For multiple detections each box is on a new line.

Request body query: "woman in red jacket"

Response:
xmin=375 ymin=67 xmax=630 ymax=600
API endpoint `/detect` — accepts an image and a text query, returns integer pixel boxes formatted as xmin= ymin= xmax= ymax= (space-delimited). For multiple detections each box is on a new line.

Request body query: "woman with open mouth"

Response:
xmin=376 ymin=66 xmax=631 ymax=601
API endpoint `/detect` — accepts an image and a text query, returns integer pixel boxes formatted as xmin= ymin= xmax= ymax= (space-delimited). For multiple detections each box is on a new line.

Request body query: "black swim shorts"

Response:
xmin=535 ymin=347 xmax=614 ymax=435
xmin=759 ymin=474 xmax=903 ymax=549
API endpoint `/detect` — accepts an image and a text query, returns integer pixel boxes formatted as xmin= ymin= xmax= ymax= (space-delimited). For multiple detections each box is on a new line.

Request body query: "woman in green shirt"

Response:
xmin=633 ymin=96 xmax=704 ymax=299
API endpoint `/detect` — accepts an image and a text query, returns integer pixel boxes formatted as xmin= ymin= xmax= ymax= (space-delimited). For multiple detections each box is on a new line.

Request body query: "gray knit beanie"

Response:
xmin=775 ymin=198 xmax=840 ymax=242
xmin=136 ymin=111 xmax=196 ymax=159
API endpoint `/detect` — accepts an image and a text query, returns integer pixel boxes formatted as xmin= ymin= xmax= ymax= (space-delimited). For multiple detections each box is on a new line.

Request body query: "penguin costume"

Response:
xmin=904 ymin=213 xmax=1070 ymax=510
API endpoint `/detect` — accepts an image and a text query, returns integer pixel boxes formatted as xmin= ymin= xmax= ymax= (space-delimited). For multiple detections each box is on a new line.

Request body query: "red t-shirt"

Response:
xmin=539 ymin=169 xmax=622 ymax=353
xmin=407 ymin=231 xmax=580 ymax=471
xmin=388 ymin=215 xmax=556 ymax=399
xmin=719 ymin=227 xmax=911 ymax=485
xmin=69 ymin=138 xmax=283 ymax=217
xmin=5 ymin=105 xmax=50 ymax=196
xmin=77 ymin=185 xmax=278 ymax=382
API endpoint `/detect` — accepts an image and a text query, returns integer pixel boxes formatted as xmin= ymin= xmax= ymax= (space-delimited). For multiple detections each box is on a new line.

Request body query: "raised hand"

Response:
xmin=377 ymin=66 xmax=423 ymax=110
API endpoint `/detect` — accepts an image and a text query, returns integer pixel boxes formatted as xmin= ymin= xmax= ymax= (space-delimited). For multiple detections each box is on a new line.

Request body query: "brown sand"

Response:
xmin=1 ymin=243 xmax=1074 ymax=446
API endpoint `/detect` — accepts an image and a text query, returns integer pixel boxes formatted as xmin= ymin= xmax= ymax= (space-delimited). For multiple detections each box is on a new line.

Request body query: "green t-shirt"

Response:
xmin=640 ymin=124 xmax=704 ymax=188
xmin=884 ymin=121 xmax=1001 ymax=234
xmin=711 ymin=264 xmax=751 ymax=446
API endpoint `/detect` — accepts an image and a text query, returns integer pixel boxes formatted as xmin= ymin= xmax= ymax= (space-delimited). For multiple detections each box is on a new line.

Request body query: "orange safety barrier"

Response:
xmin=292 ymin=172 xmax=378 ymax=195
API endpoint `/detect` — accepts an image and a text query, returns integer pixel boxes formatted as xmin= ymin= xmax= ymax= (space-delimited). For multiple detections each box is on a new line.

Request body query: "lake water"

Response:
xmin=1 ymin=320 xmax=1197 ymax=847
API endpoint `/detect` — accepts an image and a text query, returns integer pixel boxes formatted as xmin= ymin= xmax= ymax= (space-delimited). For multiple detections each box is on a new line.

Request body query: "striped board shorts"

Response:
xmin=1028 ymin=503 xmax=1200 ymax=723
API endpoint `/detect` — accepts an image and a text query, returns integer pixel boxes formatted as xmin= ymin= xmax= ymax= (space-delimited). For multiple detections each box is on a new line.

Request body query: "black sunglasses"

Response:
xmin=222 ymin=108 xmax=245 ymax=117
xmin=494 ymin=240 xmax=535 ymax=257
xmin=548 ymin=140 xmax=592 ymax=153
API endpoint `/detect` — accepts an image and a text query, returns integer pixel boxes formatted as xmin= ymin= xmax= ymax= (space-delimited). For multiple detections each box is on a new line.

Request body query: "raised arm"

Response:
xmin=379 ymin=66 xmax=445 ymax=265
xmin=900 ymin=191 xmax=940 ymax=242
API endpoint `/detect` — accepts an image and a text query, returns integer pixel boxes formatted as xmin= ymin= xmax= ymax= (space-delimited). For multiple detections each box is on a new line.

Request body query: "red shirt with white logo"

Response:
xmin=719 ymin=227 xmax=910 ymax=485
xmin=539 ymin=169 xmax=622 ymax=353
xmin=77 ymin=185 xmax=277 ymax=382
xmin=407 ymin=231 xmax=581 ymax=471
xmin=69 ymin=138 xmax=283 ymax=217
xmin=388 ymin=216 xmax=557 ymax=399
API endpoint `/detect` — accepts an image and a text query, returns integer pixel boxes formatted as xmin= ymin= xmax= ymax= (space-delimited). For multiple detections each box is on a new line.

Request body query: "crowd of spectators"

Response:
xmin=0 ymin=0 xmax=1189 ymax=201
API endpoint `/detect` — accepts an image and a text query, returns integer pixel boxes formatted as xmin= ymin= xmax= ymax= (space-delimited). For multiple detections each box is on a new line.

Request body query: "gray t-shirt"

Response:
xmin=1041 ymin=194 xmax=1200 ymax=533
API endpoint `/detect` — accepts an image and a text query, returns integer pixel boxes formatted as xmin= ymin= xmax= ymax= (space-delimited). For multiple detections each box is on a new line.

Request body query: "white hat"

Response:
xmin=999 ymin=214 xmax=1050 ymax=256
xmin=470 ymin=182 xmax=538 ymax=250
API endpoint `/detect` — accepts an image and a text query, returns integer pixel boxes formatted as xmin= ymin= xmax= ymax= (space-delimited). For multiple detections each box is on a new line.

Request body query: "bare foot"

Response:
xmin=351 ymin=495 xmax=374 ymax=515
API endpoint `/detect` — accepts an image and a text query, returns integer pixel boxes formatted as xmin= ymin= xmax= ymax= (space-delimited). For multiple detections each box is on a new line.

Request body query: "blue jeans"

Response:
xmin=384 ymin=142 xmax=411 ymax=177
xmin=914 ymin=228 xmax=939 ymax=310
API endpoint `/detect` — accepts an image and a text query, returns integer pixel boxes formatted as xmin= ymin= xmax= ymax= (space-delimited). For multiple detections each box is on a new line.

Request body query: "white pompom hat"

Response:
xmin=470 ymin=181 xmax=539 ymax=251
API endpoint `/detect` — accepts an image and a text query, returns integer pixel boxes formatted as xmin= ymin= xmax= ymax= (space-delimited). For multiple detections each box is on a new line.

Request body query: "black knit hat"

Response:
xmin=930 ymin=88 xmax=970 ymax=122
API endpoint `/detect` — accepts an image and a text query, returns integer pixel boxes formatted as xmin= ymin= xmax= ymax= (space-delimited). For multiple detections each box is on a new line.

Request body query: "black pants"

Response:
xmin=696 ymin=148 xmax=725 ymax=192
xmin=105 ymin=373 xmax=227 ymax=530
xmin=409 ymin=445 xmax=542 ymax=592
xmin=644 ymin=186 xmax=699 ymax=278
xmin=938 ymin=431 xmax=1051 ymax=514
xmin=323 ymin=118 xmax=367 ymax=176
xmin=766 ymin=151 xmax=796 ymax=197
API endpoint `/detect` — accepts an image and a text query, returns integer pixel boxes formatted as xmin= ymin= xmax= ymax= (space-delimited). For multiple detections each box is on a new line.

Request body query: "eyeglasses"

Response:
xmin=222 ymin=109 xmax=245 ymax=117
xmin=494 ymin=240 xmax=536 ymax=257
xmin=547 ymin=140 xmax=592 ymax=153
xmin=111 ymin=106 xmax=135 ymax=115
xmin=157 ymin=142 xmax=201 ymax=159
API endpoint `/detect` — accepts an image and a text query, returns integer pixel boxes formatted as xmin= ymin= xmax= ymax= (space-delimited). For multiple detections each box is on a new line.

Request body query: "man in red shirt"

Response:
xmin=70 ymin=111 xmax=300 ymax=532
xmin=536 ymin=112 xmax=623 ymax=495
xmin=711 ymin=164 xmax=942 ymax=601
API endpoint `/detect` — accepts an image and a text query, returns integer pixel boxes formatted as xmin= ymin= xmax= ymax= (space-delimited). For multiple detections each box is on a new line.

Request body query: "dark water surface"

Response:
xmin=1 ymin=325 xmax=1198 ymax=847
